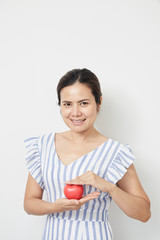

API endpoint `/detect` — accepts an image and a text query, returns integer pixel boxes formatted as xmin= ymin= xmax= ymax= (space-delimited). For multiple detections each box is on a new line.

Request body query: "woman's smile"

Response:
xmin=70 ymin=118 xmax=86 ymax=126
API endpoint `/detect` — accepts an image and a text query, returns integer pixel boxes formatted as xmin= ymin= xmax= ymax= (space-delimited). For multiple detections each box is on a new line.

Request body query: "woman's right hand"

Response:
xmin=53 ymin=191 xmax=100 ymax=212
xmin=24 ymin=173 xmax=100 ymax=216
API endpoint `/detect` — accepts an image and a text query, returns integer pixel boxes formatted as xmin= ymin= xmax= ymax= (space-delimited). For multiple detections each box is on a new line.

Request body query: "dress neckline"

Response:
xmin=53 ymin=132 xmax=110 ymax=167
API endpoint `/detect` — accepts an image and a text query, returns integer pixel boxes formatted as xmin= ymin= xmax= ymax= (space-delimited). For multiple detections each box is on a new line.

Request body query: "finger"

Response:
xmin=64 ymin=181 xmax=83 ymax=185
xmin=81 ymin=191 xmax=100 ymax=198
xmin=90 ymin=191 xmax=101 ymax=195
xmin=65 ymin=175 xmax=86 ymax=184
xmin=64 ymin=178 xmax=85 ymax=185
xmin=79 ymin=192 xmax=100 ymax=202
xmin=79 ymin=195 xmax=98 ymax=204
xmin=79 ymin=193 xmax=100 ymax=203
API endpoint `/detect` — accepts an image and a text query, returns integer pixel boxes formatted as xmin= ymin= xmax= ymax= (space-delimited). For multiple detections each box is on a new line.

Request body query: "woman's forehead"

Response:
xmin=60 ymin=83 xmax=93 ymax=99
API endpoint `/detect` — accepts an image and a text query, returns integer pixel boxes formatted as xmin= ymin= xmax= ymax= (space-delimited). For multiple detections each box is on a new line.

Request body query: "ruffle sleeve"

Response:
xmin=24 ymin=136 xmax=45 ymax=190
xmin=106 ymin=144 xmax=135 ymax=184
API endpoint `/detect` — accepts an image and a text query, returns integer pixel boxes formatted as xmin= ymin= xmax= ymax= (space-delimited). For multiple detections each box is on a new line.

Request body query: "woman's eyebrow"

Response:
xmin=62 ymin=99 xmax=90 ymax=103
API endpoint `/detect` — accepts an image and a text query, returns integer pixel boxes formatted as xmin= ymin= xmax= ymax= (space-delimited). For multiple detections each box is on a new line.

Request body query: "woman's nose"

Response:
xmin=71 ymin=105 xmax=81 ymax=116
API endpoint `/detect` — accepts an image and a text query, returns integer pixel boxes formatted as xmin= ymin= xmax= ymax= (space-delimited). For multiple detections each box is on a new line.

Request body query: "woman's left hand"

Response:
xmin=65 ymin=171 xmax=115 ymax=194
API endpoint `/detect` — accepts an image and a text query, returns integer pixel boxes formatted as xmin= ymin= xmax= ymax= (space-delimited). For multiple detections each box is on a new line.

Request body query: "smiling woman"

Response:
xmin=59 ymin=82 xmax=100 ymax=132
xmin=24 ymin=68 xmax=151 ymax=240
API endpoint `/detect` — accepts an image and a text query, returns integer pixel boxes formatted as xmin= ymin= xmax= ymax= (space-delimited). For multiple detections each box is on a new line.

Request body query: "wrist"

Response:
xmin=50 ymin=201 xmax=60 ymax=213
xmin=107 ymin=183 xmax=117 ymax=195
xmin=99 ymin=178 xmax=116 ymax=194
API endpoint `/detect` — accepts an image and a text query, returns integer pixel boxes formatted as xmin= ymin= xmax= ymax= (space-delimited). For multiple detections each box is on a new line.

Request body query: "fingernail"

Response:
xmin=93 ymin=192 xmax=100 ymax=195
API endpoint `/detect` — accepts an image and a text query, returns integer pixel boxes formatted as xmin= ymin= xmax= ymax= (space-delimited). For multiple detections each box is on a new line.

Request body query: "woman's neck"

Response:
xmin=67 ymin=128 xmax=99 ymax=144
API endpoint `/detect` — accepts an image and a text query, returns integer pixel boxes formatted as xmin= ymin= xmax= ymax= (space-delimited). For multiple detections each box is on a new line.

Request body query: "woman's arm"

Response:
xmin=24 ymin=173 xmax=100 ymax=216
xmin=110 ymin=164 xmax=151 ymax=222
xmin=24 ymin=173 xmax=53 ymax=215
xmin=65 ymin=165 xmax=151 ymax=222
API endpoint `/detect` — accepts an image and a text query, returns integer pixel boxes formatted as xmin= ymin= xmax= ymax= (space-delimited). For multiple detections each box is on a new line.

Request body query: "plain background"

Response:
xmin=0 ymin=0 xmax=160 ymax=239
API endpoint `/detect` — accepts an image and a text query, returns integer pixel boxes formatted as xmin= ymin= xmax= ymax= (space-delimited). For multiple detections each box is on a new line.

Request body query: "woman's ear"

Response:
xmin=100 ymin=96 xmax=103 ymax=105
xmin=97 ymin=96 xmax=102 ymax=112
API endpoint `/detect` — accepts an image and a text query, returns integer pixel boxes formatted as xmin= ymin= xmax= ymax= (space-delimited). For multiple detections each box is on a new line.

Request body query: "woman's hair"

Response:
xmin=57 ymin=68 xmax=102 ymax=107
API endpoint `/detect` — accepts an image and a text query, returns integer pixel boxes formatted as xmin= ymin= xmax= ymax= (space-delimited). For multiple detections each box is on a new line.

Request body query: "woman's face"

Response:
xmin=60 ymin=82 xmax=101 ymax=133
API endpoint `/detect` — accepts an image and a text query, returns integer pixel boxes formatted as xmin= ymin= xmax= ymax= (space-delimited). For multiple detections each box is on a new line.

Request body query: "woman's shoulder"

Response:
xmin=54 ymin=131 xmax=70 ymax=141
xmin=97 ymin=133 xmax=109 ymax=142
xmin=26 ymin=131 xmax=56 ymax=145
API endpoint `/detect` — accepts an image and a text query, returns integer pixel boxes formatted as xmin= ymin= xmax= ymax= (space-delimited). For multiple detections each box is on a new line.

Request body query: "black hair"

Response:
xmin=57 ymin=68 xmax=102 ymax=107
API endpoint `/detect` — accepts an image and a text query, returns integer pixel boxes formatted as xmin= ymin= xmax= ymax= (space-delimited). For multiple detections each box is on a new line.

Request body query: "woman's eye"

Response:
xmin=63 ymin=102 xmax=88 ymax=107
xmin=64 ymin=103 xmax=71 ymax=107
xmin=81 ymin=102 xmax=88 ymax=106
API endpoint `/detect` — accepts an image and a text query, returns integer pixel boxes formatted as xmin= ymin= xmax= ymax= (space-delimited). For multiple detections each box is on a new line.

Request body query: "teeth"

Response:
xmin=72 ymin=120 xmax=83 ymax=122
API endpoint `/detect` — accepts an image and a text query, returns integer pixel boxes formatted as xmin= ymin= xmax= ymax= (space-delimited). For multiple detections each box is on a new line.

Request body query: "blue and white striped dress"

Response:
xmin=24 ymin=132 xmax=135 ymax=240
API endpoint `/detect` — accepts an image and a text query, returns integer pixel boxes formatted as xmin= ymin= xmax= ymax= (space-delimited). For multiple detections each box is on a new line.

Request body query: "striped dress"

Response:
xmin=24 ymin=132 xmax=135 ymax=240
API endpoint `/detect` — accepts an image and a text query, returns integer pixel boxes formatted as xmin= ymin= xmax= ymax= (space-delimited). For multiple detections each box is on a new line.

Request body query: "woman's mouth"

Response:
xmin=70 ymin=119 xmax=86 ymax=125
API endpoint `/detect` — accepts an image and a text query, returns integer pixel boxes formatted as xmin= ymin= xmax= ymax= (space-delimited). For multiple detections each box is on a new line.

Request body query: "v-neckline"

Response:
xmin=53 ymin=132 xmax=110 ymax=167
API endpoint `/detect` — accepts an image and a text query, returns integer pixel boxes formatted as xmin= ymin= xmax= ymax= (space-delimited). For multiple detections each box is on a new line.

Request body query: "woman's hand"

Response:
xmin=53 ymin=191 xmax=100 ymax=212
xmin=65 ymin=171 xmax=115 ymax=194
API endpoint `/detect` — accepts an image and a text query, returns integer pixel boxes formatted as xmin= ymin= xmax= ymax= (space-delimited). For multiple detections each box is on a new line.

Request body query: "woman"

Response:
xmin=24 ymin=68 xmax=151 ymax=240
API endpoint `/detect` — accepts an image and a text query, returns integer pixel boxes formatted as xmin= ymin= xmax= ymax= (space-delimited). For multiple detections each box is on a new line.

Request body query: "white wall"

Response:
xmin=0 ymin=0 xmax=159 ymax=239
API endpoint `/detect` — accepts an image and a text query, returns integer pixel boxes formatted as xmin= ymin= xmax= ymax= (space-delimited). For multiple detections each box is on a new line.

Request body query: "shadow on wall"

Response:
xmin=95 ymin=88 xmax=140 ymax=145
xmin=95 ymin=88 xmax=152 ymax=239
